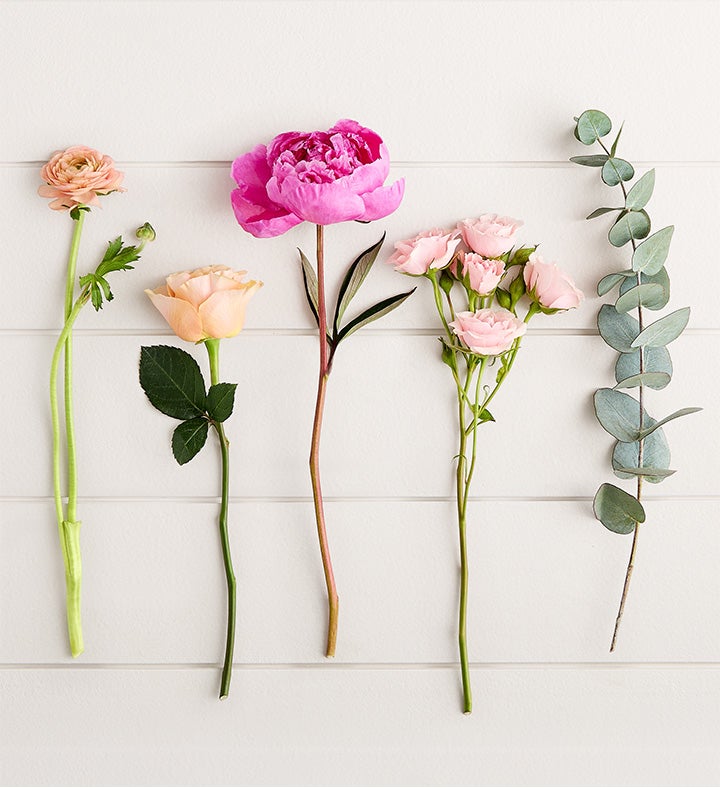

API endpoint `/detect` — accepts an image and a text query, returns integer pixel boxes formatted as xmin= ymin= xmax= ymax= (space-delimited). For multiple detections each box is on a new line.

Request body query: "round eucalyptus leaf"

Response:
xmin=632 ymin=226 xmax=674 ymax=276
xmin=593 ymin=482 xmax=645 ymax=534
xmin=594 ymin=388 xmax=644 ymax=442
xmin=613 ymin=427 xmax=671 ymax=485
xmin=597 ymin=271 xmax=633 ymax=297
xmin=608 ymin=210 xmax=651 ymax=248
xmin=625 ymin=169 xmax=655 ymax=210
xmin=602 ymin=157 xmax=635 ymax=187
xmin=597 ymin=304 xmax=639 ymax=352
xmin=614 ymin=283 xmax=667 ymax=313
xmin=631 ymin=307 xmax=690 ymax=349
xmin=619 ymin=268 xmax=670 ymax=310
xmin=615 ymin=346 xmax=673 ymax=387
xmin=614 ymin=372 xmax=672 ymax=390
xmin=576 ymin=110 xmax=612 ymax=145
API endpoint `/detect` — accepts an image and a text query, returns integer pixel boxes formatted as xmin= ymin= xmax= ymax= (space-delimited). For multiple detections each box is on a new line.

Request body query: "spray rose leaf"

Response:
xmin=206 ymin=383 xmax=237 ymax=423
xmin=139 ymin=345 xmax=207 ymax=420
xmin=172 ymin=417 xmax=209 ymax=465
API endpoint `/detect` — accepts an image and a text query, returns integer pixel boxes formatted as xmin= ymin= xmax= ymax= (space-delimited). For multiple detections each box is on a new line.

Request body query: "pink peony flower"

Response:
xmin=146 ymin=266 xmax=263 ymax=342
xmin=231 ymin=119 xmax=404 ymax=237
xmin=387 ymin=228 xmax=461 ymax=275
xmin=461 ymin=253 xmax=505 ymax=295
xmin=38 ymin=146 xmax=125 ymax=211
xmin=450 ymin=308 xmax=527 ymax=356
xmin=459 ymin=214 xmax=523 ymax=258
xmin=524 ymin=252 xmax=584 ymax=311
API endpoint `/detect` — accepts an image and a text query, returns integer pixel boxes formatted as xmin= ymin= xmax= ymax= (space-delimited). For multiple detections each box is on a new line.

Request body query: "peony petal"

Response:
xmin=357 ymin=178 xmax=405 ymax=221
xmin=230 ymin=188 xmax=303 ymax=238
xmin=145 ymin=290 xmax=205 ymax=342
xmin=271 ymin=175 xmax=366 ymax=224
xmin=197 ymin=283 xmax=262 ymax=339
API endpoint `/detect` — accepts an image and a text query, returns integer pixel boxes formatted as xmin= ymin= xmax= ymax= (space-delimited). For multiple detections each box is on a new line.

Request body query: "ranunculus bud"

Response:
xmin=449 ymin=308 xmax=527 ymax=356
xmin=146 ymin=265 xmax=263 ymax=342
xmin=458 ymin=214 xmax=523 ymax=258
xmin=461 ymin=253 xmax=505 ymax=295
xmin=387 ymin=228 xmax=461 ymax=275
xmin=136 ymin=222 xmax=156 ymax=242
xmin=523 ymin=252 xmax=584 ymax=312
xmin=38 ymin=146 xmax=125 ymax=211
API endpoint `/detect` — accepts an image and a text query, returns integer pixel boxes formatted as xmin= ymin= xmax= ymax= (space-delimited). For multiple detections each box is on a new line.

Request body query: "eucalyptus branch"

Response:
xmin=571 ymin=109 xmax=701 ymax=650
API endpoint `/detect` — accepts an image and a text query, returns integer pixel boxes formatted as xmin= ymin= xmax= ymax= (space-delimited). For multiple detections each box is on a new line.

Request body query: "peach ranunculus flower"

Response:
xmin=524 ymin=252 xmax=584 ymax=312
xmin=461 ymin=253 xmax=505 ymax=296
xmin=38 ymin=146 xmax=125 ymax=211
xmin=458 ymin=214 xmax=523 ymax=258
xmin=450 ymin=308 xmax=527 ymax=356
xmin=387 ymin=228 xmax=461 ymax=275
xmin=146 ymin=266 xmax=263 ymax=342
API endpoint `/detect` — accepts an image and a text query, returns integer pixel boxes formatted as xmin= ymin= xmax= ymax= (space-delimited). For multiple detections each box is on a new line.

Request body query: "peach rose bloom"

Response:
xmin=461 ymin=253 xmax=505 ymax=295
xmin=387 ymin=228 xmax=461 ymax=275
xmin=146 ymin=266 xmax=263 ymax=342
xmin=458 ymin=214 xmax=523 ymax=258
xmin=38 ymin=146 xmax=125 ymax=210
xmin=524 ymin=252 xmax=584 ymax=311
xmin=450 ymin=308 xmax=527 ymax=356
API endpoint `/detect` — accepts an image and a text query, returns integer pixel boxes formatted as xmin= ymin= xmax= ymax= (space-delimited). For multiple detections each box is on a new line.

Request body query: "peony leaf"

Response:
xmin=632 ymin=226 xmax=674 ymax=275
xmin=206 ymin=382 xmax=237 ymax=423
xmin=298 ymin=248 xmax=320 ymax=328
xmin=336 ymin=289 xmax=416 ymax=343
xmin=172 ymin=417 xmax=209 ymax=465
xmin=139 ymin=345 xmax=207 ymax=421
xmin=602 ymin=157 xmax=635 ymax=187
xmin=615 ymin=345 xmax=673 ymax=387
xmin=594 ymin=387 xmax=645 ymax=442
xmin=334 ymin=234 xmax=385 ymax=333
xmin=593 ymin=482 xmax=645 ymax=534
xmin=608 ymin=210 xmax=651 ymax=247
xmin=613 ymin=427 xmax=671 ymax=485
xmin=631 ymin=307 xmax=690 ymax=348
xmin=570 ymin=155 xmax=609 ymax=167
xmin=597 ymin=304 xmax=639 ymax=352
xmin=637 ymin=407 xmax=702 ymax=440
xmin=614 ymin=283 xmax=667 ymax=313
xmin=624 ymin=169 xmax=655 ymax=210
xmin=576 ymin=110 xmax=612 ymax=145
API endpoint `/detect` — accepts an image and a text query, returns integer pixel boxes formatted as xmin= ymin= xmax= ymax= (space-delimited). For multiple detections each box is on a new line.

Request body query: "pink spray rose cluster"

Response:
xmin=524 ymin=252 xmax=584 ymax=312
xmin=146 ymin=265 xmax=263 ymax=342
xmin=38 ymin=146 xmax=125 ymax=210
xmin=231 ymin=119 xmax=405 ymax=237
xmin=450 ymin=309 xmax=527 ymax=356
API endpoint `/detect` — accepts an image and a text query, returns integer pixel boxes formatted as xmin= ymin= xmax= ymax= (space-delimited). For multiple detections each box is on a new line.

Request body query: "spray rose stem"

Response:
xmin=205 ymin=338 xmax=237 ymax=698
xmin=309 ymin=224 xmax=339 ymax=658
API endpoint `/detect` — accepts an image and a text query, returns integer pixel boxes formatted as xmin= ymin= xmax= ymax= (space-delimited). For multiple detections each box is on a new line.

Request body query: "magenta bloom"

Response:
xmin=231 ymin=119 xmax=405 ymax=237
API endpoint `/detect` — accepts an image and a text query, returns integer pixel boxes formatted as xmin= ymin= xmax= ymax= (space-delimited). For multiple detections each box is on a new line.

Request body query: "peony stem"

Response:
xmin=310 ymin=224 xmax=339 ymax=658
xmin=51 ymin=291 xmax=89 ymax=657
xmin=205 ymin=338 xmax=236 ymax=699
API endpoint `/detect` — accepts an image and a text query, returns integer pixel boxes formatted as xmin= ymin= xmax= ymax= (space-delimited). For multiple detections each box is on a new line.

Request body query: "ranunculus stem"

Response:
xmin=310 ymin=224 xmax=339 ymax=658
xmin=51 ymin=291 xmax=89 ymax=658
xmin=205 ymin=338 xmax=236 ymax=699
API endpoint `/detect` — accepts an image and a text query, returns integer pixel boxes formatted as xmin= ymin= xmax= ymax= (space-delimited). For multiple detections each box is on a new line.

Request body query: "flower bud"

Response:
xmin=136 ymin=222 xmax=156 ymax=242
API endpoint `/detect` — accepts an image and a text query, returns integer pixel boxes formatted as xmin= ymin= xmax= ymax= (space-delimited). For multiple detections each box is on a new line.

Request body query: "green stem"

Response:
xmin=51 ymin=291 xmax=89 ymax=658
xmin=429 ymin=270 xmax=453 ymax=335
xmin=205 ymin=339 xmax=236 ymax=699
xmin=64 ymin=210 xmax=85 ymax=524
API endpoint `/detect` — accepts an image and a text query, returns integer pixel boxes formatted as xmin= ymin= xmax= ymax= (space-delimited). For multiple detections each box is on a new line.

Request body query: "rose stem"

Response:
xmin=205 ymin=338 xmax=236 ymax=699
xmin=51 ymin=290 xmax=89 ymax=658
xmin=310 ymin=223 xmax=339 ymax=658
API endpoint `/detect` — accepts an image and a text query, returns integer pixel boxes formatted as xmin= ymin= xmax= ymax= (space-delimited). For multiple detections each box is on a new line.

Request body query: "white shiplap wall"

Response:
xmin=2 ymin=1 xmax=719 ymax=785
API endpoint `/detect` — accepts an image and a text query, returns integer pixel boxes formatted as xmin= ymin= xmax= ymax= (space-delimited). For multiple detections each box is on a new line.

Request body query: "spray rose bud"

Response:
xmin=458 ymin=214 xmax=523 ymax=258
xmin=450 ymin=308 xmax=527 ymax=356
xmin=38 ymin=146 xmax=125 ymax=211
xmin=146 ymin=265 xmax=263 ymax=342
xmin=387 ymin=228 xmax=461 ymax=275
xmin=461 ymin=253 xmax=505 ymax=295
xmin=524 ymin=252 xmax=584 ymax=312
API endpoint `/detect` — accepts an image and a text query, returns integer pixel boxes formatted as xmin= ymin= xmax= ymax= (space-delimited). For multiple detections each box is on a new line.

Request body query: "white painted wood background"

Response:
xmin=2 ymin=1 xmax=719 ymax=785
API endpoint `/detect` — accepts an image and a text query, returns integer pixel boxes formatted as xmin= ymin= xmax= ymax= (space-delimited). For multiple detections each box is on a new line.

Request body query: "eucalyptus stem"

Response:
xmin=205 ymin=338 xmax=236 ymax=699
xmin=50 ymin=290 xmax=89 ymax=658
xmin=309 ymin=224 xmax=339 ymax=658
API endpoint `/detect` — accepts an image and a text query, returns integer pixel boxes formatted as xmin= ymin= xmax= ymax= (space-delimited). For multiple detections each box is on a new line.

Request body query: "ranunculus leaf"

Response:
xmin=597 ymin=304 xmax=639 ymax=352
xmin=593 ymin=482 xmax=645 ymax=535
xmin=632 ymin=226 xmax=674 ymax=276
xmin=624 ymin=169 xmax=655 ymax=211
xmin=336 ymin=289 xmax=416 ymax=343
xmin=298 ymin=248 xmax=320 ymax=328
xmin=139 ymin=345 xmax=207 ymax=420
xmin=619 ymin=267 xmax=670 ymax=310
xmin=637 ymin=407 xmax=702 ymax=440
xmin=613 ymin=428 xmax=671 ymax=484
xmin=631 ymin=307 xmax=690 ymax=348
xmin=602 ymin=157 xmax=635 ymax=187
xmin=570 ymin=155 xmax=609 ymax=167
xmin=594 ymin=387 xmax=645 ymax=442
xmin=576 ymin=110 xmax=612 ymax=145
xmin=597 ymin=270 xmax=634 ymax=297
xmin=334 ymin=234 xmax=385 ymax=333
xmin=608 ymin=210 xmax=651 ymax=247
xmin=586 ymin=207 xmax=623 ymax=221
xmin=613 ymin=372 xmax=672 ymax=390
xmin=615 ymin=346 xmax=673 ymax=387
xmin=614 ymin=283 xmax=667 ymax=313
xmin=171 ymin=417 xmax=209 ymax=465
xmin=206 ymin=382 xmax=237 ymax=423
